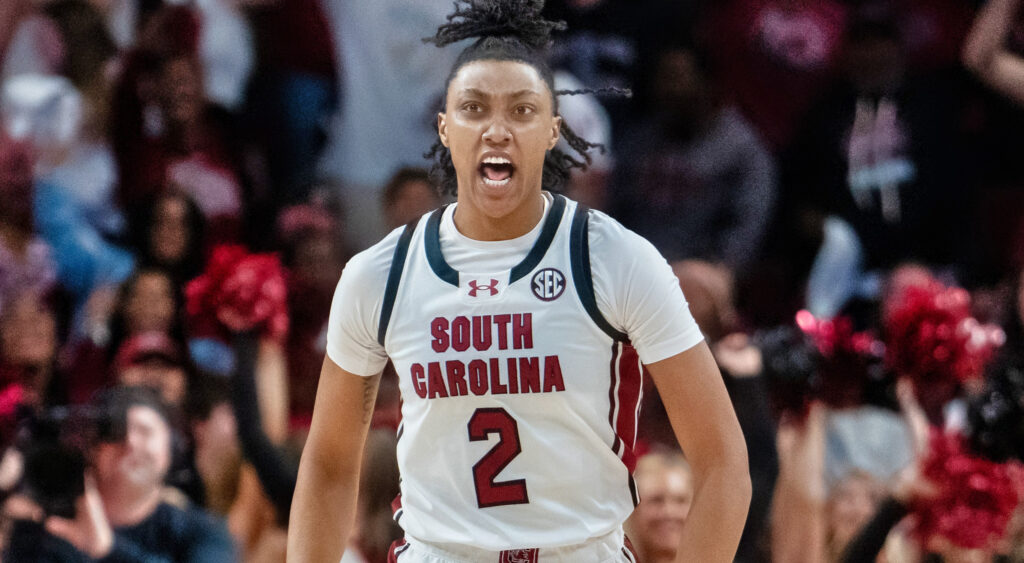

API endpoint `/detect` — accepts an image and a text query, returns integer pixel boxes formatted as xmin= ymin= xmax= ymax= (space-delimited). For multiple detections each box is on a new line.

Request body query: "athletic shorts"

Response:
xmin=386 ymin=528 xmax=639 ymax=563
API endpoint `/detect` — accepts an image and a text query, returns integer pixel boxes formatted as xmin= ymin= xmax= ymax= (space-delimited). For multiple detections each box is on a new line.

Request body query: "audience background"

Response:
xmin=2 ymin=0 xmax=1024 ymax=561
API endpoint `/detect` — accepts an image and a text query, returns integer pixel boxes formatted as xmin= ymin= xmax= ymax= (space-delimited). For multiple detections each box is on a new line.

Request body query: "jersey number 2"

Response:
xmin=467 ymin=408 xmax=529 ymax=508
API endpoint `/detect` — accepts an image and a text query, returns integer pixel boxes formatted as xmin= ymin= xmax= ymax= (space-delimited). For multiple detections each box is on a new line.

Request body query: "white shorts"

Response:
xmin=387 ymin=528 xmax=638 ymax=563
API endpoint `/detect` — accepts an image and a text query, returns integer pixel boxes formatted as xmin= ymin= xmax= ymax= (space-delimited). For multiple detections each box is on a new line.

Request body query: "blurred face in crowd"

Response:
xmin=94 ymin=405 xmax=172 ymax=492
xmin=828 ymin=472 xmax=882 ymax=550
xmin=843 ymin=30 xmax=905 ymax=95
xmin=438 ymin=60 xmax=561 ymax=229
xmin=292 ymin=234 xmax=344 ymax=291
xmin=119 ymin=360 xmax=187 ymax=406
xmin=628 ymin=454 xmax=693 ymax=561
xmin=160 ymin=56 xmax=203 ymax=127
xmin=123 ymin=271 xmax=176 ymax=335
xmin=385 ymin=178 xmax=440 ymax=229
xmin=654 ymin=49 xmax=713 ymax=132
xmin=0 ymin=292 xmax=57 ymax=370
xmin=150 ymin=195 xmax=191 ymax=265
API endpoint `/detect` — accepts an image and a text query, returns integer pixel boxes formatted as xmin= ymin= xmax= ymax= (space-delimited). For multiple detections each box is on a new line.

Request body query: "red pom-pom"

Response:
xmin=911 ymin=431 xmax=1022 ymax=550
xmin=883 ymin=283 xmax=1003 ymax=414
xmin=795 ymin=311 xmax=884 ymax=408
xmin=186 ymin=245 xmax=289 ymax=343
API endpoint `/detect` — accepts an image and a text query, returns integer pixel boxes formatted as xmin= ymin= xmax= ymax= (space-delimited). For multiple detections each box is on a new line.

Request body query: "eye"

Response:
xmin=513 ymin=105 xmax=535 ymax=115
xmin=462 ymin=102 xmax=483 ymax=112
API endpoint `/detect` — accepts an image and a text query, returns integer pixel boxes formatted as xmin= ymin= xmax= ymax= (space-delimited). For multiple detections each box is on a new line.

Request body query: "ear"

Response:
xmin=438 ymin=112 xmax=449 ymax=148
xmin=548 ymin=115 xmax=562 ymax=150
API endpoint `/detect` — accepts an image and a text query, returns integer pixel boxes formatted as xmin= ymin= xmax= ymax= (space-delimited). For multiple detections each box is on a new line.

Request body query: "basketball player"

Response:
xmin=287 ymin=2 xmax=750 ymax=562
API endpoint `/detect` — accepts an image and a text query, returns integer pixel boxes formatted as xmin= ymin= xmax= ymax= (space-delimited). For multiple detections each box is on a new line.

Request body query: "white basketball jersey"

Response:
xmin=379 ymin=194 xmax=643 ymax=550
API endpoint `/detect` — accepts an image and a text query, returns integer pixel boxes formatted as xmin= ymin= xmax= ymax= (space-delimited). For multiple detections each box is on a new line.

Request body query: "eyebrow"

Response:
xmin=459 ymin=88 xmax=541 ymax=99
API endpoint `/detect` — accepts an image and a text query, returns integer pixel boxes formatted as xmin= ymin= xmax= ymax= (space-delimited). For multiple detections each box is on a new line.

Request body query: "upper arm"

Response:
xmin=303 ymin=357 xmax=382 ymax=478
xmin=645 ymin=342 xmax=748 ymax=473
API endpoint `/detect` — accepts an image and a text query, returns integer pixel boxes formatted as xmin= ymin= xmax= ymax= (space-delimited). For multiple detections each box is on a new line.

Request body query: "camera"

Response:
xmin=15 ymin=406 xmax=98 ymax=519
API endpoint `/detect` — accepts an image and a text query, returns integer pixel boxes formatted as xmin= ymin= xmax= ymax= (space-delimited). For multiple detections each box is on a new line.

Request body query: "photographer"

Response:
xmin=3 ymin=386 xmax=237 ymax=562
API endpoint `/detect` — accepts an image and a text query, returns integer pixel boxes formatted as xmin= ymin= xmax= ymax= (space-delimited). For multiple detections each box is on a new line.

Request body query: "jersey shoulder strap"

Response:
xmin=569 ymin=204 xmax=629 ymax=342
xmin=377 ymin=218 xmax=418 ymax=346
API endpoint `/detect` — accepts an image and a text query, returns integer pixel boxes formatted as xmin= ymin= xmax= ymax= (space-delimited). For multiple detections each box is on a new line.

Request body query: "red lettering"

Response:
xmin=452 ymin=316 xmax=471 ymax=352
xmin=472 ymin=316 xmax=492 ymax=351
xmin=519 ymin=357 xmax=540 ymax=393
xmin=494 ymin=314 xmax=511 ymax=350
xmin=411 ymin=363 xmax=427 ymax=398
xmin=431 ymin=317 xmax=449 ymax=353
xmin=446 ymin=360 xmax=467 ymax=397
xmin=489 ymin=358 xmax=506 ymax=395
xmin=427 ymin=362 xmax=448 ymax=399
xmin=468 ymin=359 xmax=488 ymax=395
xmin=506 ymin=358 xmax=519 ymax=394
xmin=513 ymin=313 xmax=533 ymax=349
xmin=543 ymin=355 xmax=565 ymax=392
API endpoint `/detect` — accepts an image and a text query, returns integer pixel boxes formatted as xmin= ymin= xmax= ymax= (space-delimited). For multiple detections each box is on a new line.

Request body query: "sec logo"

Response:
xmin=531 ymin=268 xmax=565 ymax=301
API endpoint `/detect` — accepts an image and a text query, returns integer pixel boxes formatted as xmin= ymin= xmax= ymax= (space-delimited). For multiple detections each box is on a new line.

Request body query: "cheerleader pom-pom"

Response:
xmin=186 ymin=245 xmax=289 ymax=343
xmin=911 ymin=430 xmax=1022 ymax=550
xmin=883 ymin=283 xmax=1003 ymax=413
xmin=796 ymin=310 xmax=885 ymax=408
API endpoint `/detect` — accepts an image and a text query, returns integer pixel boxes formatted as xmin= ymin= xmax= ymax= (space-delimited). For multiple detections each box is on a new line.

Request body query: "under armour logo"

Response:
xmin=499 ymin=549 xmax=538 ymax=563
xmin=468 ymin=279 xmax=500 ymax=297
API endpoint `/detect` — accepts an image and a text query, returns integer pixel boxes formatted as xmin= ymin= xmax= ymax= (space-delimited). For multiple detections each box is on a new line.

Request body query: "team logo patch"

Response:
xmin=468 ymin=278 xmax=500 ymax=297
xmin=499 ymin=549 xmax=538 ymax=563
xmin=531 ymin=268 xmax=565 ymax=301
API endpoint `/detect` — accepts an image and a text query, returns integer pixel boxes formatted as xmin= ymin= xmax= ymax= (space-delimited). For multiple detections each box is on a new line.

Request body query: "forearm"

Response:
xmin=286 ymin=454 xmax=360 ymax=563
xmin=673 ymin=461 xmax=752 ymax=563
xmin=964 ymin=0 xmax=1018 ymax=71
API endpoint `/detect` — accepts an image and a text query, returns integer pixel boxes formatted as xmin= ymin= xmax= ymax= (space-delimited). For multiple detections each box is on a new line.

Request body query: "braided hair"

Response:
xmin=424 ymin=0 xmax=629 ymax=196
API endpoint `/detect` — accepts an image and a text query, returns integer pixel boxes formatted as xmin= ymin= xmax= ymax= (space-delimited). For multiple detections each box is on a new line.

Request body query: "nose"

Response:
xmin=482 ymin=118 xmax=512 ymax=146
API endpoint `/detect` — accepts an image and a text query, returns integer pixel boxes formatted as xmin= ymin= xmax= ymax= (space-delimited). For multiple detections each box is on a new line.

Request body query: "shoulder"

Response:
xmin=338 ymin=223 xmax=412 ymax=294
xmin=584 ymin=208 xmax=663 ymax=263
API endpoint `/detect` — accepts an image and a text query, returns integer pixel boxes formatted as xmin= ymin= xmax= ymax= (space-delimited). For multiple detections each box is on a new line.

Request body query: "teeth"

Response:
xmin=482 ymin=156 xmax=511 ymax=165
xmin=483 ymin=177 xmax=511 ymax=187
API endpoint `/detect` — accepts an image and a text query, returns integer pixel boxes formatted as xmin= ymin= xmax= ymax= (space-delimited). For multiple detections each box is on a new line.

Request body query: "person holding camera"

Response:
xmin=2 ymin=386 xmax=237 ymax=562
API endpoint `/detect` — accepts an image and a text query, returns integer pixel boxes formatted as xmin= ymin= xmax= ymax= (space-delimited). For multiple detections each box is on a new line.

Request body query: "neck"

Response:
xmin=100 ymin=482 xmax=163 ymax=527
xmin=453 ymin=192 xmax=545 ymax=241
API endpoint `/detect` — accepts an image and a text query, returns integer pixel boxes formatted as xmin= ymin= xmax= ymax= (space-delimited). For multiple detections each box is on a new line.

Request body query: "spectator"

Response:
xmin=0 ymin=135 xmax=56 ymax=313
xmin=112 ymin=331 xmax=189 ymax=408
xmin=243 ymin=0 xmax=338 ymax=202
xmin=276 ymin=203 xmax=347 ymax=427
xmin=624 ymin=449 xmax=693 ymax=563
xmin=62 ymin=267 xmax=184 ymax=404
xmin=613 ymin=44 xmax=777 ymax=273
xmin=130 ymin=191 xmax=207 ymax=286
xmin=3 ymin=386 xmax=238 ymax=562
xmin=0 ymin=289 xmax=65 ymax=409
xmin=380 ymin=167 xmax=441 ymax=230
xmin=782 ymin=8 xmax=973 ymax=317
xmin=317 ymin=0 xmax=459 ymax=249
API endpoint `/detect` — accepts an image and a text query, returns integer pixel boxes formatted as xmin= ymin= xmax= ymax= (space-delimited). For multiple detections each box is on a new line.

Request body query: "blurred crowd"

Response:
xmin=2 ymin=0 xmax=1024 ymax=561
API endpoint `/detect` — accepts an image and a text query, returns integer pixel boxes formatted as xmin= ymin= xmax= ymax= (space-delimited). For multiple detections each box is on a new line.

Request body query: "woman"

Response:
xmin=288 ymin=2 xmax=750 ymax=562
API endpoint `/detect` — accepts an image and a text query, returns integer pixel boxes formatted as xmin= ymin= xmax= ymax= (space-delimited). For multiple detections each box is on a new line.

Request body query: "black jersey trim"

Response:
xmin=425 ymin=205 xmax=459 ymax=287
xmin=377 ymin=220 xmax=418 ymax=346
xmin=425 ymin=194 xmax=567 ymax=287
xmin=569 ymin=205 xmax=629 ymax=342
xmin=509 ymin=193 xmax=567 ymax=283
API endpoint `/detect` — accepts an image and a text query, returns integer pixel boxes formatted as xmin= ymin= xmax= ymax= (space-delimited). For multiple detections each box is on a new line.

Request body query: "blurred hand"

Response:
xmin=44 ymin=474 xmax=114 ymax=559
xmin=891 ymin=378 xmax=939 ymax=504
xmin=776 ymin=402 xmax=828 ymax=503
xmin=712 ymin=333 xmax=763 ymax=378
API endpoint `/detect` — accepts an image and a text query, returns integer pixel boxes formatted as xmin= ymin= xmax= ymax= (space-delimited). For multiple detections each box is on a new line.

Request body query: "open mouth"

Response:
xmin=479 ymin=156 xmax=515 ymax=187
